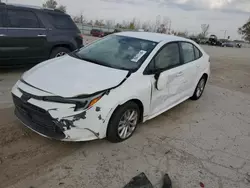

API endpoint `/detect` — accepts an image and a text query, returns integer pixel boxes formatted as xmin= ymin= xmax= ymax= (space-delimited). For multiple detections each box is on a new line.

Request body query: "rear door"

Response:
xmin=179 ymin=42 xmax=202 ymax=97
xmin=5 ymin=7 xmax=48 ymax=64
xmin=0 ymin=5 xmax=9 ymax=64
xmin=46 ymin=13 xmax=81 ymax=49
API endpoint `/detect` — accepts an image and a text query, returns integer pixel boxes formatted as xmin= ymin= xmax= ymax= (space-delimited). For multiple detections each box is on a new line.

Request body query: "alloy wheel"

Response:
xmin=55 ymin=52 xmax=67 ymax=57
xmin=118 ymin=109 xmax=138 ymax=139
xmin=196 ymin=78 xmax=205 ymax=97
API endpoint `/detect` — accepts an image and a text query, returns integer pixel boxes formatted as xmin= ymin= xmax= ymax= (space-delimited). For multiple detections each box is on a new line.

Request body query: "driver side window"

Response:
xmin=146 ymin=42 xmax=180 ymax=73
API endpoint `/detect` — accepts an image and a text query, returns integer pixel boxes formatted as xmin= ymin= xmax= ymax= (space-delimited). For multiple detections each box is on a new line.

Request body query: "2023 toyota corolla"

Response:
xmin=12 ymin=32 xmax=210 ymax=142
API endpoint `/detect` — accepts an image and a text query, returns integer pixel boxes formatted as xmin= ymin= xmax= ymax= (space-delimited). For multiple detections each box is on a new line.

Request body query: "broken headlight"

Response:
xmin=70 ymin=94 xmax=103 ymax=111
xmin=43 ymin=93 xmax=103 ymax=111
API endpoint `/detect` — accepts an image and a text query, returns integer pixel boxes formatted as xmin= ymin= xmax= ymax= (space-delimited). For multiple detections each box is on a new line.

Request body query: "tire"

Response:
xmin=107 ymin=101 xmax=140 ymax=143
xmin=50 ymin=47 xmax=71 ymax=59
xmin=190 ymin=76 xmax=207 ymax=100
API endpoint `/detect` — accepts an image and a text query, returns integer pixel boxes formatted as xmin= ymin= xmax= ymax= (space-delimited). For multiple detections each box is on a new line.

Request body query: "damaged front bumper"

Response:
xmin=13 ymin=94 xmax=66 ymax=139
xmin=12 ymin=81 xmax=111 ymax=142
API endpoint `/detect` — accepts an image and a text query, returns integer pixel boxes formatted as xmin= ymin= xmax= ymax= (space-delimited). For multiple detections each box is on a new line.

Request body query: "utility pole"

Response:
xmin=168 ymin=20 xmax=171 ymax=34
xmin=221 ymin=30 xmax=227 ymax=39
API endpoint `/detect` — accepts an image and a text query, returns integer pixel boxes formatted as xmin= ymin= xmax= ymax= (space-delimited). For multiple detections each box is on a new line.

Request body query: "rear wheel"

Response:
xmin=191 ymin=76 xmax=207 ymax=100
xmin=107 ymin=102 xmax=140 ymax=143
xmin=50 ymin=47 xmax=70 ymax=59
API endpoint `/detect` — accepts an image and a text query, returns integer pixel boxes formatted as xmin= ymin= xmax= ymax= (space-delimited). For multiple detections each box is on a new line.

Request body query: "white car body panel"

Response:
xmin=11 ymin=32 xmax=210 ymax=142
xmin=22 ymin=55 xmax=129 ymax=97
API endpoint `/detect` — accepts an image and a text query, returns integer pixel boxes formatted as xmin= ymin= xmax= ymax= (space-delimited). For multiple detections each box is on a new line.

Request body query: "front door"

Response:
xmin=145 ymin=42 xmax=187 ymax=117
xmin=5 ymin=7 xmax=48 ymax=64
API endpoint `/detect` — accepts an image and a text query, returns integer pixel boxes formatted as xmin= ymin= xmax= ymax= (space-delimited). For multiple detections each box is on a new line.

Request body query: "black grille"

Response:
xmin=13 ymin=94 xmax=65 ymax=140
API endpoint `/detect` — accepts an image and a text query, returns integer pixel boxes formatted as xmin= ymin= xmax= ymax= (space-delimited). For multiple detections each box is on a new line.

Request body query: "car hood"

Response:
xmin=22 ymin=55 xmax=129 ymax=98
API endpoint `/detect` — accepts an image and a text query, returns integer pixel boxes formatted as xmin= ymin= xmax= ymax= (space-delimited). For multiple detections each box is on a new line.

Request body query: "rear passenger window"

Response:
xmin=49 ymin=14 xmax=76 ymax=29
xmin=7 ymin=9 xmax=40 ymax=28
xmin=194 ymin=46 xmax=202 ymax=59
xmin=181 ymin=42 xmax=195 ymax=64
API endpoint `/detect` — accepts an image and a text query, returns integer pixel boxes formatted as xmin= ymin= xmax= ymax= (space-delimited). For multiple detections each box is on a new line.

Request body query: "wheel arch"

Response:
xmin=107 ymin=98 xmax=145 ymax=126
xmin=202 ymin=73 xmax=208 ymax=83
xmin=105 ymin=98 xmax=145 ymax=142
xmin=50 ymin=43 xmax=74 ymax=55
xmin=129 ymin=99 xmax=144 ymax=123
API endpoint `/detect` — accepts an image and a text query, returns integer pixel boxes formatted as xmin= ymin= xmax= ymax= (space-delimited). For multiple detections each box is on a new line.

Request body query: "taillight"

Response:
xmin=77 ymin=33 xmax=83 ymax=39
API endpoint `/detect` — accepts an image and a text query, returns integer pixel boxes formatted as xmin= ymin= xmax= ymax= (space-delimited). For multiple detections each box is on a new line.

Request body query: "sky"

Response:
xmin=3 ymin=0 xmax=250 ymax=40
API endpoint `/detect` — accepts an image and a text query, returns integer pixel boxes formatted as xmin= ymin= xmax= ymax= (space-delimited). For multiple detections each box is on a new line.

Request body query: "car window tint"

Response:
xmin=49 ymin=13 xmax=76 ymax=29
xmin=7 ymin=9 xmax=40 ymax=28
xmin=194 ymin=46 xmax=202 ymax=59
xmin=181 ymin=42 xmax=195 ymax=63
xmin=0 ymin=8 xmax=4 ymax=27
xmin=154 ymin=43 xmax=180 ymax=70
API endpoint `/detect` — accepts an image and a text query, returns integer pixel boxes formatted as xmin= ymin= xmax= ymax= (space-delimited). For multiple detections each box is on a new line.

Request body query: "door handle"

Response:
xmin=0 ymin=34 xmax=6 ymax=37
xmin=176 ymin=72 xmax=183 ymax=77
xmin=37 ymin=34 xmax=46 ymax=37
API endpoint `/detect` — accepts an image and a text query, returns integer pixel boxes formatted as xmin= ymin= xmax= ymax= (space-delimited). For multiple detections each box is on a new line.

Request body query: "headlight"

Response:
xmin=70 ymin=95 xmax=103 ymax=111
xmin=43 ymin=93 xmax=104 ymax=111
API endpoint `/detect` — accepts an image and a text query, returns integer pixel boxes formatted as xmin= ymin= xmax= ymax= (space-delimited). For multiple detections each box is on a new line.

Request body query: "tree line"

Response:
xmin=43 ymin=0 xmax=250 ymax=42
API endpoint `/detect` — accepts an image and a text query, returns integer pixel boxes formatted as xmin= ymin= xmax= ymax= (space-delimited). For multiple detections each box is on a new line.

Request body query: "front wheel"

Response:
xmin=107 ymin=102 xmax=140 ymax=143
xmin=191 ymin=76 xmax=207 ymax=100
xmin=50 ymin=47 xmax=70 ymax=59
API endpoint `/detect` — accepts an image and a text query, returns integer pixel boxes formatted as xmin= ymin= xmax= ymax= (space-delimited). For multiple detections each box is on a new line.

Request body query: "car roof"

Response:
xmin=115 ymin=31 xmax=191 ymax=43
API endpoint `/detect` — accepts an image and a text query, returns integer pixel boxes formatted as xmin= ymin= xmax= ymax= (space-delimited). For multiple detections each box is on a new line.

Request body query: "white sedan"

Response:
xmin=12 ymin=32 xmax=210 ymax=142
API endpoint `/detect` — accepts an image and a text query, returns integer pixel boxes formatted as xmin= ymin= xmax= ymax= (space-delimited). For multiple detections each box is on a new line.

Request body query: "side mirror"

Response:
xmin=155 ymin=72 xmax=168 ymax=90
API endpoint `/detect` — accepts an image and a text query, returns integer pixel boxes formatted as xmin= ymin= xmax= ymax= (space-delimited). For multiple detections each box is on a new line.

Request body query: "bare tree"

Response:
xmin=43 ymin=0 xmax=66 ymax=13
xmin=57 ymin=5 xmax=66 ymax=13
xmin=200 ymin=24 xmax=210 ymax=38
xmin=132 ymin=18 xmax=141 ymax=30
xmin=43 ymin=0 xmax=57 ymax=9
xmin=155 ymin=15 xmax=161 ymax=32
xmin=105 ymin=20 xmax=115 ymax=29
xmin=73 ymin=13 xmax=86 ymax=24
xmin=175 ymin=30 xmax=188 ymax=37
xmin=163 ymin=16 xmax=169 ymax=28
xmin=94 ymin=19 xmax=104 ymax=26
xmin=141 ymin=20 xmax=150 ymax=31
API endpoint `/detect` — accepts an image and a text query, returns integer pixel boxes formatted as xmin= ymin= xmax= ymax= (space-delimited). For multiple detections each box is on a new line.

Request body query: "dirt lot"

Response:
xmin=0 ymin=37 xmax=250 ymax=188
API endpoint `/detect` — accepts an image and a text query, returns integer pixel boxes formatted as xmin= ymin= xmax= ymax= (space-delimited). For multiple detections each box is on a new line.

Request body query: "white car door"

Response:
xmin=179 ymin=42 xmax=200 ymax=98
xmin=144 ymin=42 xmax=187 ymax=118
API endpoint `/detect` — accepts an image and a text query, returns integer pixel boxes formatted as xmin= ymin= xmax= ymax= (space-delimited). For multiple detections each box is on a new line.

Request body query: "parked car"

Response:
xmin=12 ymin=32 xmax=210 ymax=142
xmin=90 ymin=29 xmax=104 ymax=37
xmin=189 ymin=37 xmax=200 ymax=44
xmin=0 ymin=3 xmax=83 ymax=66
xmin=222 ymin=42 xmax=234 ymax=47
xmin=104 ymin=29 xmax=121 ymax=36
xmin=207 ymin=35 xmax=222 ymax=46
xmin=236 ymin=43 xmax=242 ymax=48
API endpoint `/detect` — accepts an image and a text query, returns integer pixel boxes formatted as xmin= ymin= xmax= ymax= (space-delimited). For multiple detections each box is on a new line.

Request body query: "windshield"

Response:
xmin=73 ymin=35 xmax=157 ymax=71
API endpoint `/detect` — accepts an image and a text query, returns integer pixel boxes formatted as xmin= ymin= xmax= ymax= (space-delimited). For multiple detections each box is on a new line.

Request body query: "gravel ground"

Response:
xmin=0 ymin=37 xmax=250 ymax=188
